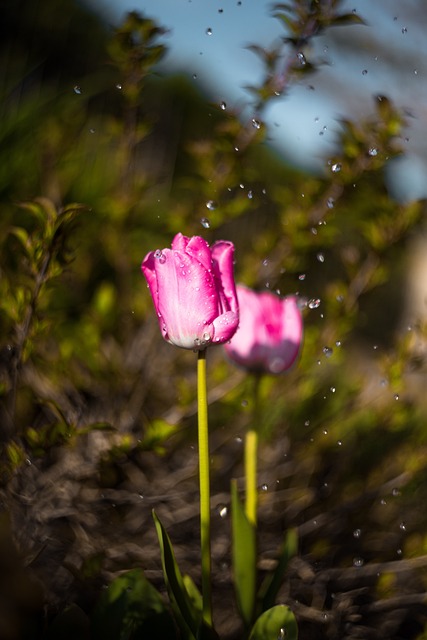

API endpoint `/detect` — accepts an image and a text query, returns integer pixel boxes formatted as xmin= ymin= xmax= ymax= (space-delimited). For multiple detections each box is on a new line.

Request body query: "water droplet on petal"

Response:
xmin=154 ymin=249 xmax=166 ymax=264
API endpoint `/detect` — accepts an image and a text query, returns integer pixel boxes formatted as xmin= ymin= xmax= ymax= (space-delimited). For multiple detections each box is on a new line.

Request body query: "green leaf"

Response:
xmin=91 ymin=568 xmax=176 ymax=640
xmin=153 ymin=510 xmax=201 ymax=639
xmin=258 ymin=528 xmax=298 ymax=613
xmin=231 ymin=479 xmax=256 ymax=627
xmin=249 ymin=605 xmax=298 ymax=640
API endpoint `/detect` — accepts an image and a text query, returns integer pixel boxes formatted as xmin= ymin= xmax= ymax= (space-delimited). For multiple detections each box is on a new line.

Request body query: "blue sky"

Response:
xmin=86 ymin=0 xmax=427 ymax=202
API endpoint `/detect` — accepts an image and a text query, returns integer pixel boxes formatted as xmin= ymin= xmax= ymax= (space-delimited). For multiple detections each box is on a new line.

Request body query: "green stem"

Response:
xmin=197 ymin=349 xmax=212 ymax=626
xmin=245 ymin=374 xmax=262 ymax=527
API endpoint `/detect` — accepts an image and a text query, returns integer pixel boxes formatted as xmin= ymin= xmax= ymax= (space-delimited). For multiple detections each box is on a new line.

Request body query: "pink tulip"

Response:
xmin=224 ymin=285 xmax=303 ymax=374
xmin=141 ymin=233 xmax=239 ymax=350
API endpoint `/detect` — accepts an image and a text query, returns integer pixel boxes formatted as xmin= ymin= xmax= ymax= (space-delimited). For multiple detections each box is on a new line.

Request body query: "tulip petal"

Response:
xmin=211 ymin=241 xmax=238 ymax=314
xmin=212 ymin=311 xmax=240 ymax=344
xmin=153 ymin=249 xmax=219 ymax=349
xmin=184 ymin=235 xmax=213 ymax=273
xmin=225 ymin=286 xmax=303 ymax=374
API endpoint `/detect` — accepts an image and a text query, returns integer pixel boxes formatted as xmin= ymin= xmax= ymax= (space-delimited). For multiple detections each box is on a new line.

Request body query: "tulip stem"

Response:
xmin=197 ymin=349 xmax=212 ymax=626
xmin=245 ymin=374 xmax=262 ymax=527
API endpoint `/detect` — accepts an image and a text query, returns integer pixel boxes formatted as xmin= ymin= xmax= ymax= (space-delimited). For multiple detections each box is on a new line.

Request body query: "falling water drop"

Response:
xmin=200 ymin=217 xmax=211 ymax=228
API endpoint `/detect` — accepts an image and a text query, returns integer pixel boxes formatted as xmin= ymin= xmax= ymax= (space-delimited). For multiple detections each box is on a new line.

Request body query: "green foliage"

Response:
xmin=231 ymin=480 xmax=257 ymax=627
xmin=248 ymin=605 xmax=298 ymax=640
xmin=91 ymin=568 xmax=176 ymax=640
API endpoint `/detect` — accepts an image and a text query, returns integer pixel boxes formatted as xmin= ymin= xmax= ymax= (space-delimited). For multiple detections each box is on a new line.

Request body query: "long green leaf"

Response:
xmin=249 ymin=605 xmax=298 ymax=640
xmin=153 ymin=510 xmax=200 ymax=639
xmin=258 ymin=528 xmax=298 ymax=613
xmin=231 ymin=479 xmax=256 ymax=627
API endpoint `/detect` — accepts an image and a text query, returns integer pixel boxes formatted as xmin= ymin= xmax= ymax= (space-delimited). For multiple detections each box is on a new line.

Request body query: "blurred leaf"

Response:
xmin=153 ymin=510 xmax=200 ymax=639
xmin=140 ymin=419 xmax=177 ymax=454
xmin=249 ymin=605 xmax=298 ymax=640
xmin=91 ymin=568 xmax=176 ymax=640
xmin=231 ymin=479 xmax=256 ymax=627
xmin=258 ymin=528 xmax=298 ymax=613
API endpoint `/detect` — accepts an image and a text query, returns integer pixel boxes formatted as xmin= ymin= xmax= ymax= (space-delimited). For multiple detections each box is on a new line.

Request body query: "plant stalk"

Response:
xmin=197 ymin=349 xmax=212 ymax=626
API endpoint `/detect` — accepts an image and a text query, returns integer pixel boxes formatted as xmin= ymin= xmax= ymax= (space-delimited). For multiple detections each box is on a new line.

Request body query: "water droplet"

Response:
xmin=353 ymin=557 xmax=364 ymax=567
xmin=220 ymin=101 xmax=227 ymax=110
xmin=317 ymin=252 xmax=325 ymax=263
xmin=337 ymin=440 xmax=342 ymax=446
xmin=116 ymin=83 xmax=122 ymax=90
xmin=73 ymin=85 xmax=82 ymax=94
xmin=261 ymin=483 xmax=268 ymax=492
xmin=380 ymin=498 xmax=387 ymax=505
xmin=206 ymin=200 xmax=217 ymax=211
xmin=251 ymin=118 xmax=261 ymax=130
xmin=330 ymin=386 xmax=336 ymax=393
xmin=277 ymin=628 xmax=286 ymax=640
xmin=323 ymin=346 xmax=333 ymax=357
xmin=401 ymin=26 xmax=407 ymax=34
xmin=304 ymin=420 xmax=310 ymax=426
xmin=335 ymin=340 xmax=342 ymax=347
xmin=392 ymin=487 xmax=401 ymax=497
xmin=206 ymin=27 xmax=213 ymax=35
xmin=200 ymin=217 xmax=211 ymax=228
xmin=154 ymin=249 xmax=166 ymax=264
xmin=362 ymin=69 xmax=368 ymax=75
xmin=331 ymin=162 xmax=342 ymax=173
xmin=241 ymin=399 xmax=248 ymax=407
xmin=399 ymin=521 xmax=406 ymax=531
xmin=353 ymin=528 xmax=361 ymax=538
xmin=298 ymin=273 xmax=306 ymax=281
xmin=368 ymin=147 xmax=378 ymax=157
xmin=247 ymin=189 xmax=253 ymax=199
xmin=394 ymin=394 xmax=399 ymax=401
xmin=327 ymin=197 xmax=335 ymax=209
xmin=296 ymin=51 xmax=306 ymax=66
xmin=218 ymin=505 xmax=228 ymax=518
xmin=397 ymin=548 xmax=402 ymax=556
xmin=308 ymin=298 xmax=321 ymax=309
xmin=202 ymin=332 xmax=211 ymax=343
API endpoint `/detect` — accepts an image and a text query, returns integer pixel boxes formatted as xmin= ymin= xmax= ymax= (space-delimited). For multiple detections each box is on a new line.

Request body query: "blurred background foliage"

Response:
xmin=1 ymin=0 xmax=427 ymax=638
